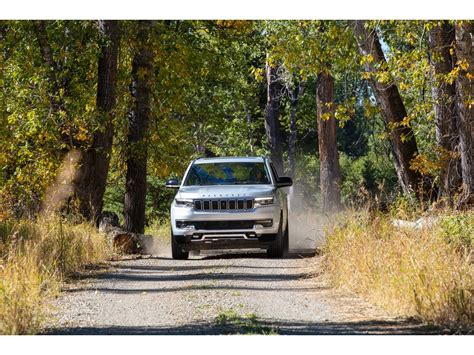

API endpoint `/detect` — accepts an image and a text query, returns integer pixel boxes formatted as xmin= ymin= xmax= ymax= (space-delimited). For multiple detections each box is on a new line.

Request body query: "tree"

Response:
xmin=286 ymin=76 xmax=304 ymax=179
xmin=32 ymin=21 xmax=73 ymax=149
xmin=455 ymin=20 xmax=474 ymax=207
xmin=353 ymin=20 xmax=423 ymax=195
xmin=124 ymin=21 xmax=154 ymax=234
xmin=317 ymin=72 xmax=342 ymax=211
xmin=264 ymin=54 xmax=285 ymax=175
xmin=32 ymin=21 xmax=64 ymax=115
xmin=75 ymin=21 xmax=120 ymax=222
xmin=428 ymin=21 xmax=461 ymax=202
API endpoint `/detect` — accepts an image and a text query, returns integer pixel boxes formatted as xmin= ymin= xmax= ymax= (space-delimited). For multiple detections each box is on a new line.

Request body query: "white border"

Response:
xmin=1 ymin=0 xmax=473 ymax=19
xmin=1 ymin=0 xmax=473 ymax=352
xmin=1 ymin=335 xmax=474 ymax=355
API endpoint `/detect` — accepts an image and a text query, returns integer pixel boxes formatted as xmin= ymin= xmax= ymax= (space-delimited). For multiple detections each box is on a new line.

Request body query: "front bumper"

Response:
xmin=171 ymin=204 xmax=280 ymax=237
xmin=174 ymin=233 xmax=276 ymax=251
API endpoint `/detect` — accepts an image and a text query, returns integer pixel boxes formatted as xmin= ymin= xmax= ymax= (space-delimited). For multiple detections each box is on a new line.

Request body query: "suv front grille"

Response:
xmin=192 ymin=220 xmax=255 ymax=230
xmin=194 ymin=198 xmax=254 ymax=211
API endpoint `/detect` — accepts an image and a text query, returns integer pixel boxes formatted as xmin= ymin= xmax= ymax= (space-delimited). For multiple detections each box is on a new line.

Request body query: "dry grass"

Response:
xmin=323 ymin=211 xmax=474 ymax=331
xmin=0 ymin=217 xmax=113 ymax=334
xmin=145 ymin=219 xmax=171 ymax=243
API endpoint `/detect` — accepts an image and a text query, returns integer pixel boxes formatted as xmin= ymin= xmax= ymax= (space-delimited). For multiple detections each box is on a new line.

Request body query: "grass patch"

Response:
xmin=324 ymin=211 xmax=473 ymax=332
xmin=0 ymin=217 xmax=113 ymax=334
xmin=215 ymin=309 xmax=277 ymax=335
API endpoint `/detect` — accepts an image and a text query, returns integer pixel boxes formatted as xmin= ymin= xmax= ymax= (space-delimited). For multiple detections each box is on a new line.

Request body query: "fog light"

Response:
xmin=255 ymin=219 xmax=273 ymax=227
xmin=176 ymin=221 xmax=194 ymax=229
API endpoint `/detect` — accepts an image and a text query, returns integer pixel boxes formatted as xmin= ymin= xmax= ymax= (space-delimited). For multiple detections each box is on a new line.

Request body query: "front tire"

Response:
xmin=267 ymin=215 xmax=284 ymax=258
xmin=171 ymin=230 xmax=189 ymax=260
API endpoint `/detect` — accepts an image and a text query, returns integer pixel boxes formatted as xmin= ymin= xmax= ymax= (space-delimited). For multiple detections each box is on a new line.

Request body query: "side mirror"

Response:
xmin=165 ymin=178 xmax=180 ymax=188
xmin=276 ymin=176 xmax=293 ymax=188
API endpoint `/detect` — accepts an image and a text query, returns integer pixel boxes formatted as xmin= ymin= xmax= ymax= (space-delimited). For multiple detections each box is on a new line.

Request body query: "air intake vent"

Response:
xmin=194 ymin=199 xmax=254 ymax=211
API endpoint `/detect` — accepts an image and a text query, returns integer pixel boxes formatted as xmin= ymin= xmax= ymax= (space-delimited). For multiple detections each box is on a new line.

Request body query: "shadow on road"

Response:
xmin=197 ymin=250 xmax=316 ymax=260
xmin=45 ymin=318 xmax=443 ymax=335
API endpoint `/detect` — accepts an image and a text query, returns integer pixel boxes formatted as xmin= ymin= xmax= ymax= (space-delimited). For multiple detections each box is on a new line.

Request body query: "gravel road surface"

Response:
xmin=44 ymin=249 xmax=439 ymax=335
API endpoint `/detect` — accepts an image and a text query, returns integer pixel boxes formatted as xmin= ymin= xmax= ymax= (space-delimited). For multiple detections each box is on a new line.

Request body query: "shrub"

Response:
xmin=0 ymin=217 xmax=113 ymax=334
xmin=339 ymin=152 xmax=398 ymax=208
xmin=438 ymin=212 xmax=474 ymax=252
xmin=324 ymin=212 xmax=474 ymax=331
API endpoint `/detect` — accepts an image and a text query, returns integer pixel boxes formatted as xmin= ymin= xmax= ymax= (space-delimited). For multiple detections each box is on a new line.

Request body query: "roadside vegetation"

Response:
xmin=0 ymin=217 xmax=113 ymax=334
xmin=324 ymin=207 xmax=474 ymax=332
xmin=215 ymin=309 xmax=278 ymax=335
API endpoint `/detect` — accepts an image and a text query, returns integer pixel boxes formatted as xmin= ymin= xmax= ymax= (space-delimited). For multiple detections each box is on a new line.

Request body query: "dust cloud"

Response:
xmin=139 ymin=235 xmax=172 ymax=258
xmin=287 ymin=186 xmax=328 ymax=253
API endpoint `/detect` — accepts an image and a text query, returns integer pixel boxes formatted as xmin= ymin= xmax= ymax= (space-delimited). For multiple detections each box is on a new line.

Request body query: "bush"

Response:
xmin=324 ymin=212 xmax=473 ymax=331
xmin=339 ymin=152 xmax=398 ymax=208
xmin=0 ymin=217 xmax=113 ymax=334
xmin=389 ymin=193 xmax=420 ymax=220
xmin=103 ymin=175 xmax=176 ymax=226
xmin=438 ymin=212 xmax=474 ymax=252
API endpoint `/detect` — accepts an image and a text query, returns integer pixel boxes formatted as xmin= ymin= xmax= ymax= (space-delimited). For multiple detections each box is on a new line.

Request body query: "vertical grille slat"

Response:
xmin=220 ymin=200 xmax=227 ymax=210
xmin=193 ymin=198 xmax=254 ymax=211
xmin=246 ymin=199 xmax=253 ymax=209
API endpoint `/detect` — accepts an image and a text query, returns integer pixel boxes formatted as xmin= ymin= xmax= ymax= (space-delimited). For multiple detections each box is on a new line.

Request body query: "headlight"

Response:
xmin=254 ymin=196 xmax=274 ymax=206
xmin=175 ymin=198 xmax=194 ymax=207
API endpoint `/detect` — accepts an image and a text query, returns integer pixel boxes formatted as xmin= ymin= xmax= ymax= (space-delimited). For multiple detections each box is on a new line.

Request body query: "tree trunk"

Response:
xmin=287 ymin=79 xmax=302 ymax=179
xmin=455 ymin=21 xmax=474 ymax=207
xmin=264 ymin=54 xmax=284 ymax=175
xmin=353 ymin=21 xmax=423 ymax=195
xmin=428 ymin=21 xmax=461 ymax=202
xmin=317 ymin=72 xmax=342 ymax=212
xmin=124 ymin=21 xmax=154 ymax=234
xmin=76 ymin=20 xmax=120 ymax=222
xmin=32 ymin=21 xmax=64 ymax=114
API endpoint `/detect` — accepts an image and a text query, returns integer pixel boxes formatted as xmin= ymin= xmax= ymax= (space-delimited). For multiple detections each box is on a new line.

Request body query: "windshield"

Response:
xmin=184 ymin=162 xmax=271 ymax=186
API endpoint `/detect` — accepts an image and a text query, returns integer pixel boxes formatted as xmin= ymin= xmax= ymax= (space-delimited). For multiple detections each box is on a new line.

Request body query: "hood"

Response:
xmin=177 ymin=184 xmax=275 ymax=199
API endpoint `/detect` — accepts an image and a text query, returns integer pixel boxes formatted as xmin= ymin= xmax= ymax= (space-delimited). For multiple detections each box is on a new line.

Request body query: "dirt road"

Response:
xmin=45 ymin=250 xmax=439 ymax=335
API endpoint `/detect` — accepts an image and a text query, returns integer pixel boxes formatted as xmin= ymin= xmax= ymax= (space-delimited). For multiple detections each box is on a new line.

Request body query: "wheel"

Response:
xmin=171 ymin=230 xmax=189 ymax=260
xmin=267 ymin=214 xmax=284 ymax=258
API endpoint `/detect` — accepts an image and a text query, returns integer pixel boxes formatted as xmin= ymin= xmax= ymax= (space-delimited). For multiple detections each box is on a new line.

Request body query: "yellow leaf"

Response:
xmin=401 ymin=116 xmax=411 ymax=127
xmin=458 ymin=59 xmax=469 ymax=71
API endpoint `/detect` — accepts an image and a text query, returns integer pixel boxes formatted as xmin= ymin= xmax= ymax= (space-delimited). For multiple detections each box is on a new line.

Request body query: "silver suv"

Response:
xmin=165 ymin=157 xmax=292 ymax=259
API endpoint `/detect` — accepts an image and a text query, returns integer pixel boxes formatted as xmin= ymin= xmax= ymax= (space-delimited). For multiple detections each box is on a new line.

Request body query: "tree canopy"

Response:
xmin=0 ymin=20 xmax=472 ymax=223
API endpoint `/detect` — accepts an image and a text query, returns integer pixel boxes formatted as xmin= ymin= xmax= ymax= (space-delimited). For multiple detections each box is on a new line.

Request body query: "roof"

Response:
xmin=194 ymin=156 xmax=266 ymax=164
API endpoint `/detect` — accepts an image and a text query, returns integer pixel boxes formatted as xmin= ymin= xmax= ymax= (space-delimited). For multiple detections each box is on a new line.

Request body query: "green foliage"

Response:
xmin=439 ymin=212 xmax=474 ymax=252
xmin=340 ymin=151 xmax=397 ymax=207
xmin=103 ymin=174 xmax=175 ymax=225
